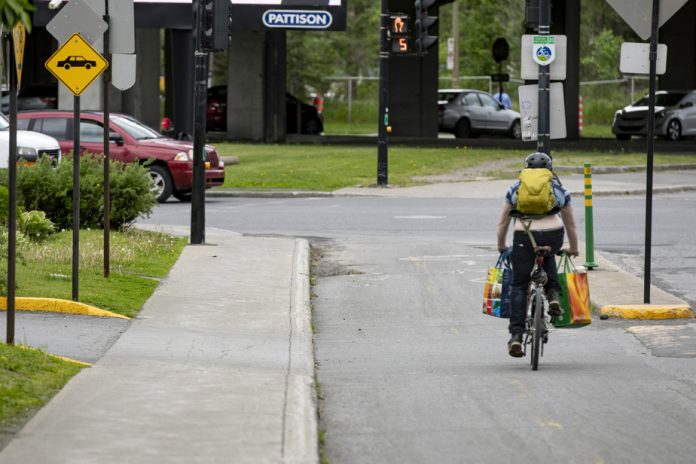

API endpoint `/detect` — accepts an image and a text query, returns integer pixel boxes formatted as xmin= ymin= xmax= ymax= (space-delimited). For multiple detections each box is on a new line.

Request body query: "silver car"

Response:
xmin=612 ymin=90 xmax=696 ymax=141
xmin=438 ymin=89 xmax=521 ymax=139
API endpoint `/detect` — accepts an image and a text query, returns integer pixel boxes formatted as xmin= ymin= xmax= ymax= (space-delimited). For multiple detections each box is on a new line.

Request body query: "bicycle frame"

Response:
xmin=518 ymin=218 xmax=552 ymax=371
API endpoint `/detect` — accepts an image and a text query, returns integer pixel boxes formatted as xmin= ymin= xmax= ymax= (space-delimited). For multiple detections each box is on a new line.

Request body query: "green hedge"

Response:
xmin=0 ymin=154 xmax=156 ymax=230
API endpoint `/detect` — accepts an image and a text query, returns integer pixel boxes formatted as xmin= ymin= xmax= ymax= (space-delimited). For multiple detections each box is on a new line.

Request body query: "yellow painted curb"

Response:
xmin=601 ymin=304 xmax=694 ymax=320
xmin=0 ymin=297 xmax=130 ymax=320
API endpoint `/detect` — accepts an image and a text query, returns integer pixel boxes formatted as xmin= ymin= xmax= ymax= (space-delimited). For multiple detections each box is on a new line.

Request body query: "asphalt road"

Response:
xmin=141 ymin=191 xmax=696 ymax=463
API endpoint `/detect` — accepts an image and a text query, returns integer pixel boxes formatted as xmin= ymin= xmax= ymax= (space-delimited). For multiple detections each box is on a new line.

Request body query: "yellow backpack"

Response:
xmin=515 ymin=168 xmax=556 ymax=215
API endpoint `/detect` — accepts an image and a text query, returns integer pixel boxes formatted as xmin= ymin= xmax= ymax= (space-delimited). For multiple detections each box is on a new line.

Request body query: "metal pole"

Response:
xmin=537 ymin=0 xmax=551 ymax=156
xmin=644 ymin=0 xmax=660 ymax=303
xmin=191 ymin=0 xmax=207 ymax=244
xmin=103 ymin=0 xmax=111 ymax=277
xmin=377 ymin=0 xmax=389 ymax=187
xmin=6 ymin=33 xmax=17 ymax=345
xmin=73 ymin=95 xmax=81 ymax=301
xmin=583 ymin=163 xmax=597 ymax=269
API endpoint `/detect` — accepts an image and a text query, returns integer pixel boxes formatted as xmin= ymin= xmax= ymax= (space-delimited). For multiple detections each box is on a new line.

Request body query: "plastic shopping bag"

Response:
xmin=553 ymin=253 xmax=592 ymax=328
xmin=482 ymin=249 xmax=512 ymax=318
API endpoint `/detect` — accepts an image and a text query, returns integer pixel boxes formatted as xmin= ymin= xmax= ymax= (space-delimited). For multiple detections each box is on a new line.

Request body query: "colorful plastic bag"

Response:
xmin=482 ymin=249 xmax=512 ymax=318
xmin=553 ymin=254 xmax=592 ymax=328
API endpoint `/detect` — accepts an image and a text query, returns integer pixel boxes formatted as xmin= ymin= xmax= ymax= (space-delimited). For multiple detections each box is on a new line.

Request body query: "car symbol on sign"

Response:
xmin=56 ymin=56 xmax=97 ymax=70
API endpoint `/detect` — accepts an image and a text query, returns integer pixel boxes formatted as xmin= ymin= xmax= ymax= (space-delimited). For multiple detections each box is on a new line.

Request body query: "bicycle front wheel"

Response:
xmin=530 ymin=288 xmax=543 ymax=371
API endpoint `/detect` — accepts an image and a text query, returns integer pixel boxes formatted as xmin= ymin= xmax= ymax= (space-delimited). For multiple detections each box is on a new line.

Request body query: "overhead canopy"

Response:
xmin=34 ymin=0 xmax=347 ymax=31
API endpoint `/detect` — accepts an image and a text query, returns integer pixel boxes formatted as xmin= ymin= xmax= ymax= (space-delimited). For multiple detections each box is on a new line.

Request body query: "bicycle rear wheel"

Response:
xmin=530 ymin=288 xmax=543 ymax=371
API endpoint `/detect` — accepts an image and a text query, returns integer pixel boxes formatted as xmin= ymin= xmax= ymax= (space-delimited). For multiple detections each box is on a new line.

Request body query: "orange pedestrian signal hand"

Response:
xmin=392 ymin=17 xmax=405 ymax=33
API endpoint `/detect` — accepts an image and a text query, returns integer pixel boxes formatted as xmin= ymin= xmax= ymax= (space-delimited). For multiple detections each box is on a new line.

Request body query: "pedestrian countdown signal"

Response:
xmin=389 ymin=14 xmax=411 ymax=54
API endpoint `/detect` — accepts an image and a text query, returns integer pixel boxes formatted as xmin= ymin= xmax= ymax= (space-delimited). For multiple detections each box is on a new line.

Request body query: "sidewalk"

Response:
xmin=0 ymin=231 xmax=317 ymax=464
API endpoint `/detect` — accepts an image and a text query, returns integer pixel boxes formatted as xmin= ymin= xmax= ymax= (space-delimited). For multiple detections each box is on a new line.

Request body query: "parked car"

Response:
xmin=206 ymin=86 xmax=323 ymax=135
xmin=2 ymin=84 xmax=58 ymax=114
xmin=17 ymin=111 xmax=225 ymax=202
xmin=0 ymin=112 xmax=61 ymax=168
xmin=438 ymin=88 xmax=521 ymax=139
xmin=612 ymin=90 xmax=696 ymax=141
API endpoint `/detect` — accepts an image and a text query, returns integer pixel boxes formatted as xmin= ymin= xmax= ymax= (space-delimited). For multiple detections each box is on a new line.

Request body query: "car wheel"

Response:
xmin=85 ymin=64 xmax=92 ymax=70
xmin=666 ymin=119 xmax=681 ymax=141
xmin=302 ymin=117 xmax=321 ymax=135
xmin=454 ymin=119 xmax=471 ymax=138
xmin=63 ymin=64 xmax=70 ymax=70
xmin=509 ymin=120 xmax=521 ymax=139
xmin=147 ymin=165 xmax=173 ymax=203
xmin=615 ymin=134 xmax=631 ymax=141
xmin=173 ymin=190 xmax=192 ymax=202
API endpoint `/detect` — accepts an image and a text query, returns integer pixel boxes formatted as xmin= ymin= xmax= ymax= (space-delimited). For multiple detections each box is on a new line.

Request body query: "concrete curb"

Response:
xmin=0 ymin=297 xmax=129 ymax=320
xmin=600 ymin=304 xmax=694 ymax=320
xmin=282 ymin=239 xmax=319 ymax=464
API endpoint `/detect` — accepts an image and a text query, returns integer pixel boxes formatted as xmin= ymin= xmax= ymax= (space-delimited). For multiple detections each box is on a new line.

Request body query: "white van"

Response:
xmin=0 ymin=113 xmax=61 ymax=168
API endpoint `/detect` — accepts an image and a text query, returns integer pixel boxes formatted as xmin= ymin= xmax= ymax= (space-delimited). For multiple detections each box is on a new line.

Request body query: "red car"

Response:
xmin=17 ymin=111 xmax=225 ymax=202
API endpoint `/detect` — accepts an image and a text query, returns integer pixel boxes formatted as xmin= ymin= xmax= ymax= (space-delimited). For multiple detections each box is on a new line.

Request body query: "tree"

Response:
xmin=0 ymin=0 xmax=34 ymax=32
xmin=287 ymin=0 xmax=380 ymax=100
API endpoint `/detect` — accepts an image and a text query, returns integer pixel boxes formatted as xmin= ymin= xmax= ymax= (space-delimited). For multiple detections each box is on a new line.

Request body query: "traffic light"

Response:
xmin=389 ymin=14 xmax=411 ymax=54
xmin=415 ymin=0 xmax=438 ymax=54
xmin=201 ymin=0 xmax=231 ymax=52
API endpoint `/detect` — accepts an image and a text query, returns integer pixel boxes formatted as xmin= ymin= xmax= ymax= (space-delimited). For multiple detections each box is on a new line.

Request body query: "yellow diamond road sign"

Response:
xmin=45 ymin=33 xmax=108 ymax=96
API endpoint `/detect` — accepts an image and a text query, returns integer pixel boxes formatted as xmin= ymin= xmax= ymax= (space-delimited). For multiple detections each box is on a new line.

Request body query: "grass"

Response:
xmin=216 ymin=143 xmax=696 ymax=191
xmin=0 ymin=343 xmax=85 ymax=448
xmin=15 ymin=229 xmax=187 ymax=317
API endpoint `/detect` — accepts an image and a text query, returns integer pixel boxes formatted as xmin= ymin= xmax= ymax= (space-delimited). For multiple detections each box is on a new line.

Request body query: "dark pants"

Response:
xmin=508 ymin=228 xmax=564 ymax=334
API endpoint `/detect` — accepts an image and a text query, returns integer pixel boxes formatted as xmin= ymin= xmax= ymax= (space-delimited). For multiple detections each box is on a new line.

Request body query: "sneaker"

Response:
xmin=508 ymin=333 xmax=524 ymax=358
xmin=547 ymin=290 xmax=562 ymax=316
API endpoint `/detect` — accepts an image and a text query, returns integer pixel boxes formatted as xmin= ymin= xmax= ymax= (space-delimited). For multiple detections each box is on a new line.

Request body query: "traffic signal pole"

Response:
xmin=537 ymin=0 xmax=551 ymax=155
xmin=377 ymin=0 xmax=389 ymax=186
xmin=191 ymin=0 xmax=207 ymax=244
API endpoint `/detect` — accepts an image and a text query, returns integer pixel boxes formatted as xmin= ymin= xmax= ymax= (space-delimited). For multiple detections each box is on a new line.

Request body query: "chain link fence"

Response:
xmin=318 ymin=75 xmax=652 ymax=135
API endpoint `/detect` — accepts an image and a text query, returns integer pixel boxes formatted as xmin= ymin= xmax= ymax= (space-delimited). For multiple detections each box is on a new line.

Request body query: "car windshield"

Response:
xmin=0 ymin=113 xmax=9 ymax=130
xmin=112 ymin=115 xmax=162 ymax=140
xmin=635 ymin=93 xmax=686 ymax=107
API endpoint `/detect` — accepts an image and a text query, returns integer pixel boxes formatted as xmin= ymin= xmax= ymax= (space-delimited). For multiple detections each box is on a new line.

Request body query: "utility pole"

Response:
xmin=537 ymin=0 xmax=551 ymax=155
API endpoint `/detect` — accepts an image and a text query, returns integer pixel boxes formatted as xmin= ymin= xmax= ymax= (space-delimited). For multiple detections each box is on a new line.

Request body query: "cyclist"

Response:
xmin=496 ymin=153 xmax=579 ymax=358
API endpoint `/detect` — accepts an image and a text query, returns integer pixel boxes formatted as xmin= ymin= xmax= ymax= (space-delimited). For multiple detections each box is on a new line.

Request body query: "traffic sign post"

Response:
xmin=491 ymin=37 xmax=509 ymax=106
xmin=45 ymin=33 xmax=108 ymax=300
xmin=6 ymin=33 xmax=18 ymax=344
xmin=536 ymin=0 xmax=551 ymax=156
xmin=608 ymin=0 xmax=689 ymax=303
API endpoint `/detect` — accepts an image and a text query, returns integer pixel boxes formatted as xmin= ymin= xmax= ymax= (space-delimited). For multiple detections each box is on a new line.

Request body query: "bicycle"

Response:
xmin=524 ymin=243 xmax=554 ymax=371
xmin=515 ymin=217 xmax=562 ymax=371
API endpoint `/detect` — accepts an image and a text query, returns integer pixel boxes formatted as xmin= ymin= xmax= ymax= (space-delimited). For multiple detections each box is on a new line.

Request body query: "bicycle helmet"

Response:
xmin=524 ymin=152 xmax=553 ymax=170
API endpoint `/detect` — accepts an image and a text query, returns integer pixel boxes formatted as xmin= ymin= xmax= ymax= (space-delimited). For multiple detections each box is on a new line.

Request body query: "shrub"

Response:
xmin=19 ymin=210 xmax=55 ymax=242
xmin=12 ymin=153 xmax=156 ymax=230
xmin=0 ymin=185 xmax=8 ymax=225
